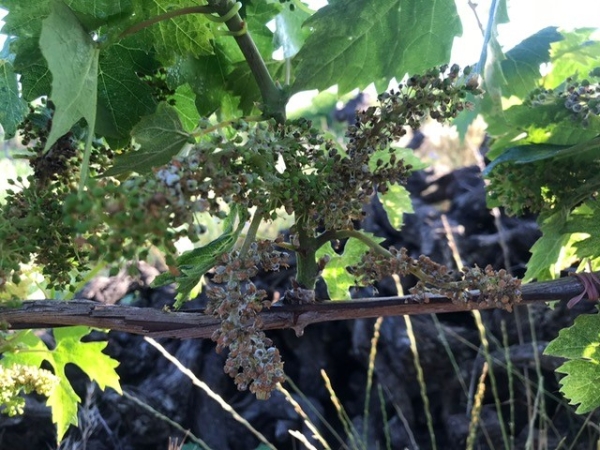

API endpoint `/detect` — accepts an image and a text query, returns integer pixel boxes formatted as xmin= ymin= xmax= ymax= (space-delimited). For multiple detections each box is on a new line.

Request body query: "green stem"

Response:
xmin=294 ymin=216 xmax=320 ymax=289
xmin=315 ymin=229 xmax=464 ymax=291
xmin=208 ymin=0 xmax=287 ymax=123
xmin=190 ymin=115 xmax=263 ymax=137
xmin=119 ymin=1 xmax=287 ymax=122
xmin=239 ymin=208 xmax=264 ymax=258
xmin=118 ymin=6 xmax=218 ymax=40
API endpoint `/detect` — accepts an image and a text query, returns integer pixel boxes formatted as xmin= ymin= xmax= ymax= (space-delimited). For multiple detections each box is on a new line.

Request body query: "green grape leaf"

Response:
xmin=379 ymin=184 xmax=413 ymax=230
xmin=153 ymin=205 xmax=247 ymax=307
xmin=545 ymin=314 xmax=600 ymax=414
xmin=0 ymin=327 xmax=121 ymax=442
xmin=166 ymin=52 xmax=233 ymax=117
xmin=487 ymin=103 xmax=600 ymax=159
xmin=499 ymin=27 xmax=563 ymax=99
xmin=524 ymin=211 xmax=569 ymax=282
xmin=104 ymin=103 xmax=190 ymax=176
xmin=96 ymin=41 xmax=158 ymax=143
xmin=274 ymin=6 xmax=311 ymax=59
xmin=545 ymin=28 xmax=600 ymax=89
xmin=292 ymin=0 xmax=461 ymax=95
xmin=12 ymin=41 xmax=53 ymax=102
xmin=40 ymin=1 xmax=100 ymax=152
xmin=485 ymin=137 xmax=600 ymax=175
xmin=171 ymin=84 xmax=201 ymax=132
xmin=317 ymin=233 xmax=384 ymax=300
xmin=0 ymin=58 xmax=28 ymax=138
xmin=132 ymin=0 xmax=213 ymax=65
xmin=2 ymin=0 xmax=49 ymax=37
xmin=565 ymin=201 xmax=600 ymax=260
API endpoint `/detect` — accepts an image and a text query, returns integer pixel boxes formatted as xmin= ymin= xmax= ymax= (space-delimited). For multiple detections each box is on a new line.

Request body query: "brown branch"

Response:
xmin=0 ymin=274 xmax=590 ymax=339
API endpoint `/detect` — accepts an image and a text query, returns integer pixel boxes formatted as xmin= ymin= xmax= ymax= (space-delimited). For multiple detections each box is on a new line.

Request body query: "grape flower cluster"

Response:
xmin=0 ymin=102 xmax=113 ymax=291
xmin=352 ymin=247 xmax=522 ymax=311
xmin=0 ymin=364 xmax=59 ymax=416
xmin=316 ymin=65 xmax=481 ymax=230
xmin=205 ymin=239 xmax=289 ymax=399
xmin=527 ymin=67 xmax=600 ymax=127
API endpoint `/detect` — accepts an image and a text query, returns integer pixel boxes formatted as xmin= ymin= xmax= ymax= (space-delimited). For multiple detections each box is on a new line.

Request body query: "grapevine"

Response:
xmin=0 ymin=0 xmax=598 ymax=440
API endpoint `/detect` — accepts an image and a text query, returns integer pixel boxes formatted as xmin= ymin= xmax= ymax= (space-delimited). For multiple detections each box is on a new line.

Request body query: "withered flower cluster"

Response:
xmin=353 ymin=247 xmax=522 ymax=311
xmin=205 ymin=240 xmax=289 ymax=399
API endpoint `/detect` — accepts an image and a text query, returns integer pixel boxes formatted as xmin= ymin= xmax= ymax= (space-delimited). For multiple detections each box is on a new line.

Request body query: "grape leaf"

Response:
xmin=487 ymin=103 xmax=600 ymax=159
xmin=0 ymin=327 xmax=121 ymax=442
xmin=132 ymin=0 xmax=213 ymax=65
xmin=96 ymin=41 xmax=158 ymax=142
xmin=166 ymin=52 xmax=233 ymax=117
xmin=171 ymin=84 xmax=201 ymax=132
xmin=379 ymin=184 xmax=413 ymax=230
xmin=565 ymin=201 xmax=600 ymax=260
xmin=40 ymin=0 xmax=100 ymax=152
xmin=500 ymin=27 xmax=563 ymax=99
xmin=104 ymin=102 xmax=190 ymax=176
xmin=545 ymin=314 xmax=600 ymax=414
xmin=545 ymin=28 xmax=600 ymax=89
xmin=12 ymin=41 xmax=53 ymax=102
xmin=524 ymin=211 xmax=569 ymax=282
xmin=292 ymin=0 xmax=461 ymax=95
xmin=485 ymin=137 xmax=600 ymax=175
xmin=274 ymin=5 xmax=311 ymax=59
xmin=0 ymin=57 xmax=28 ymax=138
xmin=316 ymin=233 xmax=384 ymax=300
xmin=153 ymin=205 xmax=247 ymax=307
xmin=2 ymin=0 xmax=49 ymax=38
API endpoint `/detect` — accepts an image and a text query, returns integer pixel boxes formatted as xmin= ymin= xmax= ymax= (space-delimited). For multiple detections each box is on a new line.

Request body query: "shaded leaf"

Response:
xmin=104 ymin=102 xmax=190 ymax=176
xmin=0 ymin=58 xmax=28 ymax=138
xmin=40 ymin=1 xmax=100 ymax=151
xmin=171 ymin=84 xmax=201 ymax=132
xmin=166 ymin=52 xmax=232 ymax=117
xmin=153 ymin=205 xmax=247 ymax=307
xmin=132 ymin=0 xmax=213 ymax=65
xmin=524 ymin=211 xmax=569 ymax=282
xmin=500 ymin=27 xmax=563 ymax=99
xmin=95 ymin=41 xmax=158 ymax=142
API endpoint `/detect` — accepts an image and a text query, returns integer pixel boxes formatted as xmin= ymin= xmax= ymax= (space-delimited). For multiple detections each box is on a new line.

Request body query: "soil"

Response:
xmin=1 ymin=163 xmax=598 ymax=450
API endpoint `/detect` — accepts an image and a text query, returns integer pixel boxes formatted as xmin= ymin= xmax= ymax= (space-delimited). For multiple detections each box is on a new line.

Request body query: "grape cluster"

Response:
xmin=381 ymin=64 xmax=481 ymax=127
xmin=487 ymin=158 xmax=600 ymax=215
xmin=205 ymin=240 xmax=289 ymax=399
xmin=352 ymin=247 xmax=521 ymax=311
xmin=0 ymin=103 xmax=114 ymax=292
xmin=0 ymin=364 xmax=59 ymax=416
xmin=527 ymin=68 xmax=600 ymax=127
xmin=312 ymin=65 xmax=481 ymax=230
